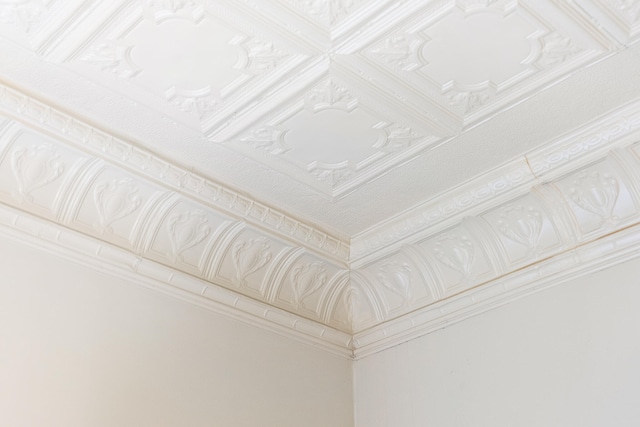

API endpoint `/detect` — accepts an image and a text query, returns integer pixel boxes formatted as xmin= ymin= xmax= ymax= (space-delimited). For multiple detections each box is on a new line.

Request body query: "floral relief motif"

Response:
xmin=291 ymin=261 xmax=327 ymax=307
xmin=304 ymin=79 xmax=358 ymax=112
xmin=166 ymin=87 xmax=219 ymax=120
xmin=568 ymin=171 xmax=619 ymax=225
xmin=232 ymin=238 xmax=272 ymax=285
xmin=446 ymin=87 xmax=495 ymax=114
xmin=497 ymin=205 xmax=543 ymax=253
xmin=141 ymin=0 xmax=205 ymax=22
xmin=434 ymin=234 xmax=475 ymax=280
xmin=239 ymin=38 xmax=289 ymax=75
xmin=367 ymin=33 xmax=427 ymax=72
xmin=606 ymin=0 xmax=640 ymax=24
xmin=376 ymin=124 xmax=424 ymax=152
xmin=311 ymin=166 xmax=355 ymax=188
xmin=377 ymin=261 xmax=412 ymax=302
xmin=343 ymin=286 xmax=359 ymax=329
xmin=11 ymin=143 xmax=64 ymax=202
xmin=167 ymin=210 xmax=211 ymax=261
xmin=290 ymin=0 xmax=363 ymax=26
xmin=534 ymin=33 xmax=582 ymax=69
xmin=239 ymin=126 xmax=289 ymax=155
xmin=0 ymin=0 xmax=46 ymax=32
xmin=94 ymin=178 xmax=141 ymax=233
xmin=80 ymin=41 xmax=140 ymax=78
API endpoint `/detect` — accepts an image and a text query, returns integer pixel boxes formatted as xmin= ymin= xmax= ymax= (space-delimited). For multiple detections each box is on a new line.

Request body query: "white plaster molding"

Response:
xmin=352 ymin=220 xmax=640 ymax=358
xmin=0 ymin=83 xmax=350 ymax=263
xmin=0 ymin=202 xmax=354 ymax=358
xmin=351 ymin=99 xmax=640 ymax=264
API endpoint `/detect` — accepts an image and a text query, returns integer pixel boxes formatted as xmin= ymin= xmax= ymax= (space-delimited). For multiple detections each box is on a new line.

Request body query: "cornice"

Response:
xmin=3 ymin=83 xmax=640 ymax=358
xmin=351 ymin=99 xmax=640 ymax=264
xmin=0 ymin=82 xmax=351 ymax=264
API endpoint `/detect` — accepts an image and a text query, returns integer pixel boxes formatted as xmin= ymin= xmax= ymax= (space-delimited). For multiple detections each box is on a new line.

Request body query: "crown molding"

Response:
xmin=352 ymin=220 xmax=640 ymax=358
xmin=0 ymin=202 xmax=354 ymax=359
xmin=0 ymin=82 xmax=350 ymax=264
xmin=351 ymin=98 xmax=640 ymax=264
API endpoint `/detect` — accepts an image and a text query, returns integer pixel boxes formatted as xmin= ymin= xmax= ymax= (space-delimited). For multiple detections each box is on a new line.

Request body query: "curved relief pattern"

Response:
xmin=167 ymin=210 xmax=211 ymax=260
xmin=367 ymin=33 xmax=427 ymax=72
xmin=534 ymin=33 xmax=582 ymax=69
xmin=607 ymin=0 xmax=640 ymax=24
xmin=376 ymin=124 xmax=423 ymax=152
xmin=0 ymin=0 xmax=45 ymax=32
xmin=80 ymin=41 xmax=140 ymax=78
xmin=11 ymin=143 xmax=64 ymax=202
xmin=238 ymin=38 xmax=289 ymax=75
xmin=94 ymin=178 xmax=141 ymax=233
xmin=569 ymin=171 xmax=620 ymax=225
xmin=239 ymin=126 xmax=289 ymax=155
xmin=141 ymin=0 xmax=205 ymax=22
xmin=290 ymin=0 xmax=363 ymax=26
xmin=166 ymin=87 xmax=218 ymax=119
xmin=497 ymin=205 xmax=543 ymax=253
xmin=343 ymin=286 xmax=359 ymax=328
xmin=377 ymin=261 xmax=412 ymax=302
xmin=446 ymin=87 xmax=495 ymax=114
xmin=434 ymin=234 xmax=475 ymax=280
xmin=291 ymin=261 xmax=327 ymax=307
xmin=304 ymin=79 xmax=357 ymax=112
xmin=232 ymin=238 xmax=272 ymax=285
xmin=311 ymin=165 xmax=355 ymax=188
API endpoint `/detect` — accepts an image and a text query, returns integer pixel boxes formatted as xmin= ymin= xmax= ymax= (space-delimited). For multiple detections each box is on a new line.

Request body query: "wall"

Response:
xmin=354 ymin=255 xmax=640 ymax=427
xmin=0 ymin=235 xmax=354 ymax=427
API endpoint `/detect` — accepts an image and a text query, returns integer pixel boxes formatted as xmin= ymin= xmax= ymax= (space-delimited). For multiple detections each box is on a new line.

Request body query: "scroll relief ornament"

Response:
xmin=291 ymin=0 xmax=363 ymax=26
xmin=377 ymin=261 xmax=413 ymax=303
xmin=94 ymin=178 xmax=141 ymax=233
xmin=497 ymin=205 xmax=543 ymax=254
xmin=367 ymin=33 xmax=427 ymax=72
xmin=11 ymin=144 xmax=64 ymax=202
xmin=534 ymin=33 xmax=582 ymax=69
xmin=291 ymin=261 xmax=327 ymax=308
xmin=568 ymin=171 xmax=619 ymax=226
xmin=606 ymin=0 xmax=640 ymax=24
xmin=343 ymin=286 xmax=359 ymax=329
xmin=434 ymin=234 xmax=475 ymax=281
xmin=232 ymin=238 xmax=272 ymax=285
xmin=167 ymin=210 xmax=211 ymax=261
xmin=141 ymin=0 xmax=205 ymax=22
xmin=0 ymin=0 xmax=46 ymax=32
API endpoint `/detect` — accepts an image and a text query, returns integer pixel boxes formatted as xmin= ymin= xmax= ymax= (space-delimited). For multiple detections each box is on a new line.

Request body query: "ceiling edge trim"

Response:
xmin=0 ymin=82 xmax=350 ymax=264
xmin=352 ymin=220 xmax=640 ymax=359
xmin=351 ymin=99 xmax=640 ymax=263
xmin=0 ymin=203 xmax=354 ymax=359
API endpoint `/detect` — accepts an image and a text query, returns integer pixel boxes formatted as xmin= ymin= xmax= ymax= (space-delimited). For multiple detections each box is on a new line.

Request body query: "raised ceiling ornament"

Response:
xmin=568 ymin=171 xmax=620 ymax=226
xmin=11 ymin=143 xmax=64 ymax=202
xmin=0 ymin=0 xmax=46 ymax=32
xmin=93 ymin=178 xmax=141 ymax=233
xmin=291 ymin=261 xmax=327 ymax=308
xmin=0 ymin=0 xmax=638 ymax=358
xmin=167 ymin=210 xmax=211 ymax=261
xmin=232 ymin=238 xmax=273 ymax=285
xmin=497 ymin=204 xmax=543 ymax=254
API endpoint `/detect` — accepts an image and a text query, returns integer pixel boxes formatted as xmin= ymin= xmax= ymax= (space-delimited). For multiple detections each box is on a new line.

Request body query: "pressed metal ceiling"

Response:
xmin=1 ymin=0 xmax=640 ymax=355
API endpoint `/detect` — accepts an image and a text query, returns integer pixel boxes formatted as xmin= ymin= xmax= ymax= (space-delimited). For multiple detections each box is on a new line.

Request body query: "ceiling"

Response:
xmin=1 ymin=0 xmax=640 ymax=356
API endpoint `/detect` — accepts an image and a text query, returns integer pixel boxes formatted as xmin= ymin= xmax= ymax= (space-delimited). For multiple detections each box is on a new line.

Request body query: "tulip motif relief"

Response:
xmin=167 ymin=210 xmax=211 ymax=261
xmin=232 ymin=238 xmax=272 ymax=285
xmin=377 ymin=261 xmax=412 ymax=303
xmin=11 ymin=144 xmax=64 ymax=202
xmin=291 ymin=261 xmax=327 ymax=307
xmin=434 ymin=234 xmax=475 ymax=281
xmin=94 ymin=178 xmax=141 ymax=233
xmin=569 ymin=171 xmax=619 ymax=226
xmin=497 ymin=205 xmax=543 ymax=253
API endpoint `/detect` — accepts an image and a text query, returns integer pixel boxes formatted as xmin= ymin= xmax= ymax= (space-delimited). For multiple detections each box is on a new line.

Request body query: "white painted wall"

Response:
xmin=354 ymin=255 xmax=640 ymax=427
xmin=0 ymin=236 xmax=354 ymax=427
